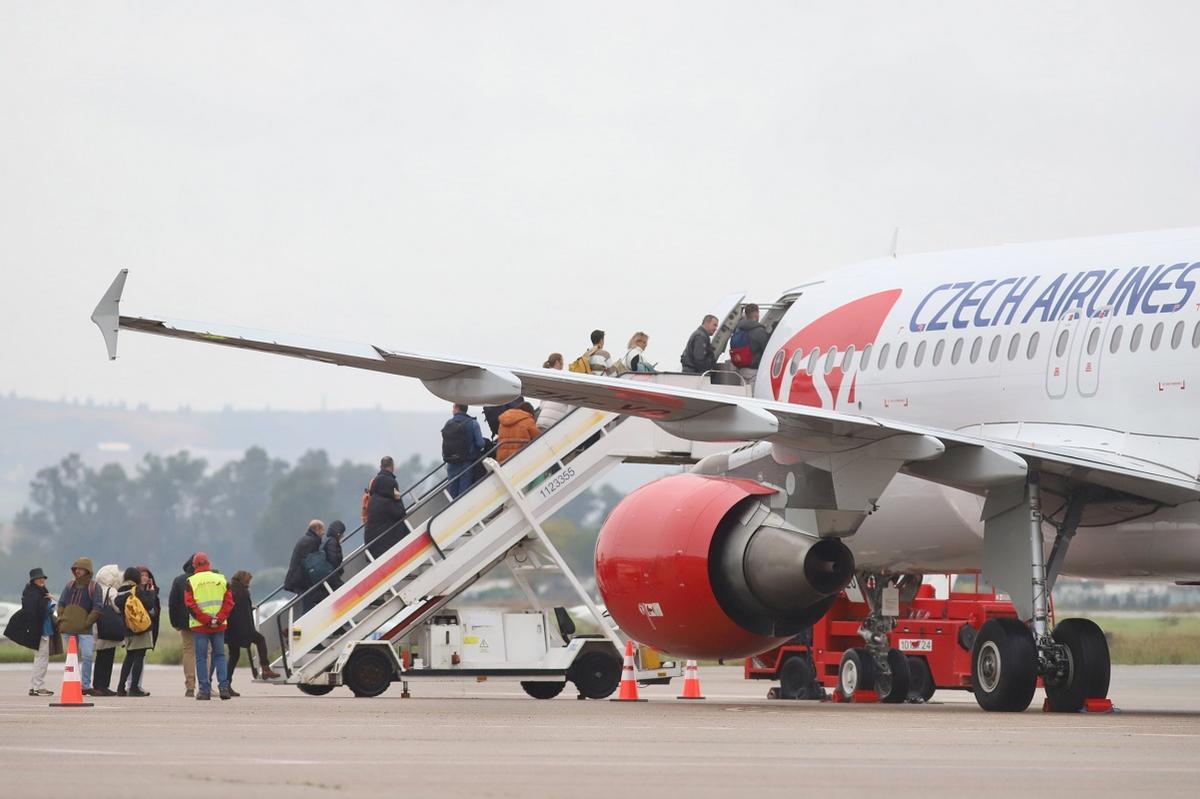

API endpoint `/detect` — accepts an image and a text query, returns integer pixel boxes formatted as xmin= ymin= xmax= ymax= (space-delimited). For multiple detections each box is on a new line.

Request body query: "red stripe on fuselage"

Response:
xmin=770 ymin=289 xmax=903 ymax=406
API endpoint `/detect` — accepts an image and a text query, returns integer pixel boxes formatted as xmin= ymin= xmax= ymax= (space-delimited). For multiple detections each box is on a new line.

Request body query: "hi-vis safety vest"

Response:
xmin=187 ymin=571 xmax=228 ymax=629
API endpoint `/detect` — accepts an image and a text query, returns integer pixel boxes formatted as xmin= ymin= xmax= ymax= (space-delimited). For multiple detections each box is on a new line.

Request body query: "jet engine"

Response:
xmin=595 ymin=473 xmax=854 ymax=659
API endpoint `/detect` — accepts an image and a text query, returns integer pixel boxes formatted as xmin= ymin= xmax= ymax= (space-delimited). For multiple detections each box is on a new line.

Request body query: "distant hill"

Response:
xmin=0 ymin=394 xmax=671 ymax=521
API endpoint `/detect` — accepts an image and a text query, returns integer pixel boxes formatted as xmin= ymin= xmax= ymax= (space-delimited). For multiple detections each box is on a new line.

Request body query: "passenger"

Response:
xmin=497 ymin=401 xmax=539 ymax=462
xmin=134 ymin=566 xmax=160 ymax=695
xmin=365 ymin=456 xmax=408 ymax=558
xmin=322 ymin=519 xmax=347 ymax=590
xmin=115 ymin=566 xmax=156 ymax=697
xmin=10 ymin=567 xmax=62 ymax=697
xmin=537 ymin=354 xmax=572 ymax=433
xmin=183 ymin=551 xmax=234 ymax=701
xmin=587 ymin=329 xmax=616 ymax=376
xmin=729 ymin=304 xmax=771 ymax=381
xmin=482 ymin=397 xmax=523 ymax=438
xmin=284 ymin=520 xmax=325 ymax=612
xmin=168 ymin=555 xmax=202 ymax=697
xmin=622 ymin=332 xmax=657 ymax=373
xmin=680 ymin=314 xmax=720 ymax=374
xmin=91 ymin=563 xmax=123 ymax=697
xmin=225 ymin=570 xmax=281 ymax=695
xmin=443 ymin=404 xmax=486 ymax=498
xmin=56 ymin=557 xmax=101 ymax=696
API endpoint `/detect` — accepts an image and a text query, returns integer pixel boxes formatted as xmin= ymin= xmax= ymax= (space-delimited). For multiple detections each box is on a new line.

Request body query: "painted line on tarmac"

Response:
xmin=0 ymin=746 xmax=133 ymax=756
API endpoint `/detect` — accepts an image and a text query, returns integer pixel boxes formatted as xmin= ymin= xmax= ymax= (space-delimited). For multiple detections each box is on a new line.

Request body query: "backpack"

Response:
xmin=123 ymin=585 xmax=152 ymax=634
xmin=568 ymin=346 xmax=597 ymax=374
xmin=303 ymin=550 xmax=334 ymax=584
xmin=361 ymin=476 xmax=377 ymax=524
xmin=441 ymin=417 xmax=472 ymax=464
xmin=729 ymin=328 xmax=753 ymax=368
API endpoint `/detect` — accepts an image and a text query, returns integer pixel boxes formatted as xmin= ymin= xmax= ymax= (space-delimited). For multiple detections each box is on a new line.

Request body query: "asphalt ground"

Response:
xmin=1 ymin=664 xmax=1199 ymax=797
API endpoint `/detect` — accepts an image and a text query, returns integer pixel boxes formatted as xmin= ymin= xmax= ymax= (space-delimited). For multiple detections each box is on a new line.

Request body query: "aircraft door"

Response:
xmin=1076 ymin=307 xmax=1112 ymax=397
xmin=1045 ymin=309 xmax=1082 ymax=399
xmin=707 ymin=291 xmax=748 ymax=358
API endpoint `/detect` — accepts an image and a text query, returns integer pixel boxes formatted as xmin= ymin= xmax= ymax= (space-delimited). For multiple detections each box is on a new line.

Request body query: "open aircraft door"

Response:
xmin=707 ymin=291 xmax=748 ymax=360
xmin=1076 ymin=307 xmax=1112 ymax=397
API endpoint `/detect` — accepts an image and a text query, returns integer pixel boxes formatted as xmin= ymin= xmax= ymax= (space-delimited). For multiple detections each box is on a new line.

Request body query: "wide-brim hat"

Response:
xmin=29 ymin=567 xmax=47 ymax=580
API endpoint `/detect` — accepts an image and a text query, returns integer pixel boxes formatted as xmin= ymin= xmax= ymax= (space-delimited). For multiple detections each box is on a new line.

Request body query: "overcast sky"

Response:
xmin=2 ymin=2 xmax=1199 ymax=412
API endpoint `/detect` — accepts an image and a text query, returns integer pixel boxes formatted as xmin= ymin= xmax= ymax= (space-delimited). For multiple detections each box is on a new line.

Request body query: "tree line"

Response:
xmin=1 ymin=448 xmax=624 ymax=598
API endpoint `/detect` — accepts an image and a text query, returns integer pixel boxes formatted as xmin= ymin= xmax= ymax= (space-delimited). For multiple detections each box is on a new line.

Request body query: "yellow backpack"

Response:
xmin=568 ymin=347 xmax=597 ymax=374
xmin=123 ymin=585 xmax=152 ymax=634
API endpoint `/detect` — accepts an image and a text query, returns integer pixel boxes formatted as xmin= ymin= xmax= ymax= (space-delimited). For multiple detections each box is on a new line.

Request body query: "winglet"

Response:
xmin=91 ymin=269 xmax=128 ymax=360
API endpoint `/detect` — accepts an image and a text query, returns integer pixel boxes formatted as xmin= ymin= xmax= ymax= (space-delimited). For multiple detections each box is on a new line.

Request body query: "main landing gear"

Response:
xmin=973 ymin=475 xmax=1111 ymax=712
xmin=838 ymin=573 xmax=920 ymax=703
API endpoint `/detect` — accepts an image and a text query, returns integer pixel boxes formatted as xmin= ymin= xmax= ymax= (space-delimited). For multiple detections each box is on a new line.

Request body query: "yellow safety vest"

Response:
xmin=187 ymin=571 xmax=228 ymax=629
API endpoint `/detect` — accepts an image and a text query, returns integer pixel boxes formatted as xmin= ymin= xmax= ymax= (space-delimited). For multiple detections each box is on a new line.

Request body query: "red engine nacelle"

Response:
xmin=595 ymin=473 xmax=854 ymax=659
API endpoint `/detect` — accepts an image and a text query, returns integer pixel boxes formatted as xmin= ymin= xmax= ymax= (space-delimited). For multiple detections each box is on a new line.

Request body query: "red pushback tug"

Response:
xmin=745 ymin=575 xmax=1022 ymax=702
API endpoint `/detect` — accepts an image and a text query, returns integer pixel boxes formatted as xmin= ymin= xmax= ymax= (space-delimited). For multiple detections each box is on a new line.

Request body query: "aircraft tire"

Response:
xmin=838 ymin=647 xmax=876 ymax=699
xmin=1044 ymin=618 xmax=1111 ymax=713
xmin=779 ymin=655 xmax=816 ymax=700
xmin=971 ymin=618 xmax=1037 ymax=712
xmin=906 ymin=656 xmax=936 ymax=703
xmin=880 ymin=648 xmax=911 ymax=703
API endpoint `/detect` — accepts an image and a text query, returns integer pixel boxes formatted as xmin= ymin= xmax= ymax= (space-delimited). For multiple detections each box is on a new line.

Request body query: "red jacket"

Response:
xmin=183 ymin=568 xmax=235 ymax=633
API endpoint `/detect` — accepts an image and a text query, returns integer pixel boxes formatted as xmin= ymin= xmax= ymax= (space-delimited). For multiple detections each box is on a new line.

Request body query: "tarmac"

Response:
xmin=1 ymin=663 xmax=1199 ymax=797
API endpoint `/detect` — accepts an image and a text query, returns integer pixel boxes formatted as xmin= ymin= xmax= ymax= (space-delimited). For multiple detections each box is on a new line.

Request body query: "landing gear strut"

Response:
xmin=975 ymin=474 xmax=1112 ymax=712
xmin=843 ymin=572 xmax=919 ymax=703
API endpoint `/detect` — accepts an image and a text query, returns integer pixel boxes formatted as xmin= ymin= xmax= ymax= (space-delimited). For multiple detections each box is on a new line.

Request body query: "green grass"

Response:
xmin=1078 ymin=614 xmax=1200 ymax=665
xmin=1 ymin=625 xmax=184 ymax=665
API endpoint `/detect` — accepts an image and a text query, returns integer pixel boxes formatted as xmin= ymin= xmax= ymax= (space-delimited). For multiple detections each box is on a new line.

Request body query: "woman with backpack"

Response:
xmin=115 ymin=566 xmax=156 ymax=697
xmin=622 ymin=332 xmax=657 ymax=373
xmin=91 ymin=563 xmax=123 ymax=697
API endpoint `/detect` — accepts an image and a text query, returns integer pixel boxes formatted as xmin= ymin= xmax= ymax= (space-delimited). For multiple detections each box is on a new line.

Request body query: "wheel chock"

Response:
xmin=832 ymin=689 xmax=879 ymax=704
xmin=1041 ymin=697 xmax=1118 ymax=713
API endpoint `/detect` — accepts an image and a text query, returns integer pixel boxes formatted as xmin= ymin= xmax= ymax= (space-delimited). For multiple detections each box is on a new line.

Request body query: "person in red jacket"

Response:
xmin=183 ymin=552 xmax=235 ymax=701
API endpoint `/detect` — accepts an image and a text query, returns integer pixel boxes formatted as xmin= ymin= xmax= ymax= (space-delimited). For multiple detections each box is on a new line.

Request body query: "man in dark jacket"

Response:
xmin=284 ymin=519 xmax=325 ymax=612
xmin=731 ymin=304 xmax=771 ymax=372
xmin=444 ymin=405 xmax=486 ymax=499
xmin=680 ymin=314 xmax=720 ymax=374
xmin=7 ymin=568 xmax=61 ymax=696
xmin=365 ymin=457 xmax=408 ymax=558
xmin=168 ymin=555 xmax=201 ymax=697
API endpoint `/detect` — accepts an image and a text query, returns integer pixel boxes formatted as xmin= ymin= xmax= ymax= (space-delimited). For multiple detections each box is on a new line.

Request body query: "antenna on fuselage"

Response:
xmin=890 ymin=227 xmax=900 ymax=259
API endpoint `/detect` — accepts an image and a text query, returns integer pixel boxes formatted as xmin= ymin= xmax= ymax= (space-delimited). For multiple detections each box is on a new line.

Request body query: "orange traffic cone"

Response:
xmin=677 ymin=660 xmax=705 ymax=699
xmin=610 ymin=639 xmax=646 ymax=702
xmin=50 ymin=636 xmax=93 ymax=708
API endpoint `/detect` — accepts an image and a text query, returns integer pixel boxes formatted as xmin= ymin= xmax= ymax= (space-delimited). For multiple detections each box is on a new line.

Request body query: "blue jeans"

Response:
xmin=193 ymin=631 xmax=229 ymax=695
xmin=75 ymin=633 xmax=95 ymax=691
xmin=447 ymin=462 xmax=473 ymax=498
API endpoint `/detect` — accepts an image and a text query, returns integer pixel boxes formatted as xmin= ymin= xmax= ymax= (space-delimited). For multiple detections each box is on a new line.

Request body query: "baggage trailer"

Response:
xmin=745 ymin=575 xmax=1022 ymax=702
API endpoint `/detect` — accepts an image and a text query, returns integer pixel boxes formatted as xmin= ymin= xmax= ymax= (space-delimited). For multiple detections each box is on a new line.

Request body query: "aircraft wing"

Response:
xmin=94 ymin=271 xmax=1200 ymax=509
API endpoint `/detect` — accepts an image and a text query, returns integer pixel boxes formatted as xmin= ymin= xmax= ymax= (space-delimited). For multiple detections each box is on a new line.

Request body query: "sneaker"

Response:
xmin=185 ymin=689 xmax=194 ymax=698
xmin=218 ymin=687 xmax=232 ymax=700
xmin=195 ymin=692 xmax=211 ymax=701
xmin=128 ymin=688 xmax=150 ymax=697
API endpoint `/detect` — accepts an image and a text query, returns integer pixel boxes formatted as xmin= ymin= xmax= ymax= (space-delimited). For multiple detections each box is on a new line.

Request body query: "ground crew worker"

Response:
xmin=184 ymin=551 xmax=235 ymax=701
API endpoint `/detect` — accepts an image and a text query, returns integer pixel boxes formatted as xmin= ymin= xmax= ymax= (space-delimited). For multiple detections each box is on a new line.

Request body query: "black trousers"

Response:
xmin=118 ymin=649 xmax=146 ymax=691
xmin=93 ymin=647 xmax=116 ymax=690
xmin=228 ymin=632 xmax=271 ymax=685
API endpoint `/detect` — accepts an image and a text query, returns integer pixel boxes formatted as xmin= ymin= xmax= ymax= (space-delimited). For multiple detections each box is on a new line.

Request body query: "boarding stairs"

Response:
xmin=254 ymin=373 xmax=752 ymax=687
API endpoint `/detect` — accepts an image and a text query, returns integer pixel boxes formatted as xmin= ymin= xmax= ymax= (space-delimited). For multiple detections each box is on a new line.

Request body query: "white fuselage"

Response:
xmin=753 ymin=227 xmax=1200 ymax=580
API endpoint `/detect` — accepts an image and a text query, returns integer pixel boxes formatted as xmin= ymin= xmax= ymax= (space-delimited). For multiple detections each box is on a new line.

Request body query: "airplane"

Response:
xmin=90 ymin=225 xmax=1200 ymax=713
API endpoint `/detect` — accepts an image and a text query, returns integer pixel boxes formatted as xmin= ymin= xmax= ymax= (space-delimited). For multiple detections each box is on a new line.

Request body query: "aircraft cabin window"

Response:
xmin=806 ymin=349 xmax=821 ymax=375
xmin=951 ymin=338 xmax=964 ymax=365
xmin=1130 ymin=323 xmax=1143 ymax=352
xmin=914 ymin=341 xmax=926 ymax=368
xmin=824 ymin=346 xmax=839 ymax=375
xmin=788 ymin=349 xmax=805 ymax=375
xmin=770 ymin=350 xmax=786 ymax=379
xmin=1086 ymin=327 xmax=1101 ymax=356
xmin=842 ymin=345 xmax=856 ymax=372
xmin=1150 ymin=322 xmax=1164 ymax=351
xmin=861 ymin=343 xmax=873 ymax=371
xmin=1193 ymin=321 xmax=1200 ymax=348
xmin=1007 ymin=333 xmax=1021 ymax=361
xmin=1110 ymin=325 xmax=1123 ymax=354
xmin=896 ymin=342 xmax=908 ymax=369
xmin=932 ymin=339 xmax=945 ymax=366
xmin=877 ymin=343 xmax=891 ymax=370
xmin=1055 ymin=330 xmax=1069 ymax=358
xmin=988 ymin=335 xmax=1001 ymax=362
xmin=969 ymin=336 xmax=983 ymax=364
xmin=1171 ymin=321 xmax=1185 ymax=349
xmin=1026 ymin=331 xmax=1040 ymax=359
